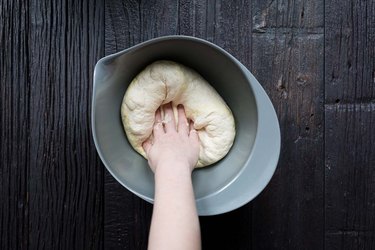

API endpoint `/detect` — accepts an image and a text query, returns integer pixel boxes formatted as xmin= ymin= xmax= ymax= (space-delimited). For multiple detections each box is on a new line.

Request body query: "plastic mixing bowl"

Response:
xmin=92 ymin=35 xmax=280 ymax=215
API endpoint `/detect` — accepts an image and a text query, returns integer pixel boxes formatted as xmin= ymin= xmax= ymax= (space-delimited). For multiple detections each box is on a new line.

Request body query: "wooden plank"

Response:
xmin=0 ymin=1 xmax=29 ymax=249
xmin=325 ymin=1 xmax=375 ymax=248
xmin=251 ymin=2 xmax=325 ymax=249
xmin=251 ymin=31 xmax=324 ymax=250
xmin=177 ymin=0 xmax=208 ymax=39
xmin=197 ymin=2 xmax=254 ymax=250
xmin=200 ymin=205 xmax=252 ymax=250
xmin=326 ymin=232 xmax=375 ymax=250
xmin=104 ymin=1 xmax=178 ymax=249
xmin=178 ymin=0 xmax=252 ymax=68
xmin=252 ymin=0 xmax=324 ymax=30
xmin=104 ymin=175 xmax=152 ymax=250
xmin=325 ymin=103 xmax=375 ymax=249
xmin=210 ymin=0 xmax=252 ymax=68
xmin=104 ymin=0 xmax=141 ymax=51
xmin=325 ymin=0 xmax=375 ymax=103
xmin=27 ymin=1 xmax=104 ymax=249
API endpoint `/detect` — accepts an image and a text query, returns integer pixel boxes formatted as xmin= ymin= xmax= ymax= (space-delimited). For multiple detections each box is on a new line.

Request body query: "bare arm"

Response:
xmin=143 ymin=103 xmax=201 ymax=250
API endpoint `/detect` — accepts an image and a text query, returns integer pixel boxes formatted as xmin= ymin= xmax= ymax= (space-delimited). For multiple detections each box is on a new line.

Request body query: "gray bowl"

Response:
xmin=92 ymin=36 xmax=280 ymax=216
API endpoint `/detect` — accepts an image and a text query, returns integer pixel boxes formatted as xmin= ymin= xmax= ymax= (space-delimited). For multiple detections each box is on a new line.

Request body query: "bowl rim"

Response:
xmin=92 ymin=35 xmax=281 ymax=215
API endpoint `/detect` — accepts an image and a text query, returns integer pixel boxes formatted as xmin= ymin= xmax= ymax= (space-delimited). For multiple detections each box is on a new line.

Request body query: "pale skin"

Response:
xmin=143 ymin=103 xmax=201 ymax=250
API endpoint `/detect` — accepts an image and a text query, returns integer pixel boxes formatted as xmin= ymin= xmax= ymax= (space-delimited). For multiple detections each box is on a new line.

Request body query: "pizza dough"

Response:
xmin=121 ymin=60 xmax=236 ymax=167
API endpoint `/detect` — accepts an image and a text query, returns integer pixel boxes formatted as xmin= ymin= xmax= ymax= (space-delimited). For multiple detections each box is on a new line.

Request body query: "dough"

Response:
xmin=121 ymin=60 xmax=236 ymax=167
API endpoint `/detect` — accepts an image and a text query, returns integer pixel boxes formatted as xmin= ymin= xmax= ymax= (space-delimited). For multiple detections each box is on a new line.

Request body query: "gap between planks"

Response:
xmin=252 ymin=27 xmax=324 ymax=35
xmin=325 ymin=102 xmax=375 ymax=110
xmin=326 ymin=230 xmax=375 ymax=236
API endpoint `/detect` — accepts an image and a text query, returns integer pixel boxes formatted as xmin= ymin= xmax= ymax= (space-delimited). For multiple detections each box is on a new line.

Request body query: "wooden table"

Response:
xmin=1 ymin=0 xmax=374 ymax=249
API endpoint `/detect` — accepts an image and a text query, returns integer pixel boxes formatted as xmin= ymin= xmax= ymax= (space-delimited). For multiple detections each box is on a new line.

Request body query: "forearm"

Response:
xmin=148 ymin=162 xmax=201 ymax=250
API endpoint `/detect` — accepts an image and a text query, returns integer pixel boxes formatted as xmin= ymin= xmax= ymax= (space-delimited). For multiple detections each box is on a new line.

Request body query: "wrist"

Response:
xmin=154 ymin=161 xmax=192 ymax=178
xmin=154 ymin=162 xmax=194 ymax=199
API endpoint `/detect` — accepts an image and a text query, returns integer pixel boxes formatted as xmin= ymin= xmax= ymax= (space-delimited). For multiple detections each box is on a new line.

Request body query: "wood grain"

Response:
xmin=253 ymin=0 xmax=323 ymax=30
xmin=104 ymin=1 xmax=176 ymax=249
xmin=325 ymin=0 xmax=375 ymax=103
xmin=324 ymin=0 xmax=375 ymax=249
xmin=0 ymin=1 xmax=29 ymax=249
xmin=200 ymin=205 xmax=252 ymax=250
xmin=27 ymin=1 xmax=104 ymax=249
xmin=198 ymin=2 xmax=254 ymax=249
xmin=177 ymin=0 xmax=208 ymax=38
xmin=251 ymin=0 xmax=325 ymax=248
xmin=325 ymin=103 xmax=375 ymax=249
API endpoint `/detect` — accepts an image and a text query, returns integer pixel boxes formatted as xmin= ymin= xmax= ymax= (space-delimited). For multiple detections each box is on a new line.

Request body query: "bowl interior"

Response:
xmin=93 ymin=38 xmax=258 ymax=200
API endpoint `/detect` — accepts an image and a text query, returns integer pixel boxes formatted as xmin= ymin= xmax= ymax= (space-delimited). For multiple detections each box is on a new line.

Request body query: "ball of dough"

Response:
xmin=121 ymin=60 xmax=236 ymax=167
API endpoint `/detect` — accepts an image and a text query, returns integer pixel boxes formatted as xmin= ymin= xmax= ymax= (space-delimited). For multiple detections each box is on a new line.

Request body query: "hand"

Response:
xmin=142 ymin=103 xmax=200 ymax=173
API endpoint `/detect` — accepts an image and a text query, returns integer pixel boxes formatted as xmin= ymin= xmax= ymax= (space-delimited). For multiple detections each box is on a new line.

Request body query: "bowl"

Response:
xmin=92 ymin=36 xmax=280 ymax=216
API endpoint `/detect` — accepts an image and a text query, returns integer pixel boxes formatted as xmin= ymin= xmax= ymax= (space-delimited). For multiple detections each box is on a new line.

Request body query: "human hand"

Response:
xmin=142 ymin=103 xmax=200 ymax=173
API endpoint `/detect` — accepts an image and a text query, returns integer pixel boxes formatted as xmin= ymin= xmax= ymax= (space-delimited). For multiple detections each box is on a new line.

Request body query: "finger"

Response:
xmin=177 ymin=104 xmax=189 ymax=135
xmin=189 ymin=121 xmax=199 ymax=143
xmin=142 ymin=137 xmax=152 ymax=155
xmin=153 ymin=108 xmax=164 ymax=138
xmin=189 ymin=120 xmax=195 ymax=133
xmin=162 ymin=102 xmax=176 ymax=133
xmin=155 ymin=107 xmax=162 ymax=121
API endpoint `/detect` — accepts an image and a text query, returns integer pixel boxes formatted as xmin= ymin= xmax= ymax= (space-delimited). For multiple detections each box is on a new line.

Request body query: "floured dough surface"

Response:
xmin=121 ymin=60 xmax=236 ymax=167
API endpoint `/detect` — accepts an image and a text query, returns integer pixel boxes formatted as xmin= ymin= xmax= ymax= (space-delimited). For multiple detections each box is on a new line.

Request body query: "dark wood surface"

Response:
xmin=1 ymin=0 xmax=374 ymax=249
